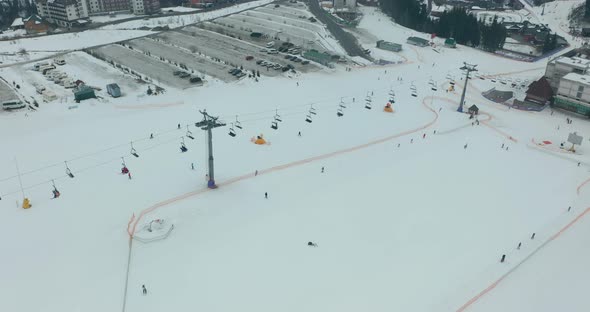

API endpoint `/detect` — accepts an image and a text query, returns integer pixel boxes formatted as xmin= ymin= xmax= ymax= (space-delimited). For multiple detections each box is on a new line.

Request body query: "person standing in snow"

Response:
xmin=142 ymin=285 xmax=147 ymax=295
xmin=265 ymin=192 xmax=268 ymax=199
xmin=128 ymin=172 xmax=132 ymax=180
xmin=422 ymin=133 xmax=426 ymax=139
xmin=321 ymin=167 xmax=325 ymax=173
xmin=191 ymin=163 xmax=195 ymax=170
xmin=298 ymin=131 xmax=301 ymax=137
xmin=464 ymin=143 xmax=468 ymax=150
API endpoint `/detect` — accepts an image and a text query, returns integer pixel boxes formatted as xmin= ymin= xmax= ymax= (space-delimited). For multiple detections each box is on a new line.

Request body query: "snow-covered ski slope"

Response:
xmin=1 ymin=3 xmax=590 ymax=312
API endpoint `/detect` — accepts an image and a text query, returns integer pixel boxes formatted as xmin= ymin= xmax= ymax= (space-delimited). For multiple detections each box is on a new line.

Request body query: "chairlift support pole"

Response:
xmin=458 ymin=62 xmax=477 ymax=113
xmin=196 ymin=110 xmax=225 ymax=189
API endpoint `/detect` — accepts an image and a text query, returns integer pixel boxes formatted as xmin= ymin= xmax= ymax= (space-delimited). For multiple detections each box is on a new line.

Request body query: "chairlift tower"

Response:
xmin=457 ymin=62 xmax=477 ymax=113
xmin=195 ymin=110 xmax=226 ymax=189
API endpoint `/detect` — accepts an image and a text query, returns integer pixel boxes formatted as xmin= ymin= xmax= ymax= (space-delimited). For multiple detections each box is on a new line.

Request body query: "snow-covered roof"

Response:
xmin=11 ymin=18 xmax=23 ymax=27
xmin=555 ymin=56 xmax=590 ymax=70
xmin=562 ymin=72 xmax=590 ymax=86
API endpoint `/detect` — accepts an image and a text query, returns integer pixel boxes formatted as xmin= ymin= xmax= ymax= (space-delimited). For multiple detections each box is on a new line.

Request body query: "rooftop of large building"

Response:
xmin=561 ymin=72 xmax=590 ymax=86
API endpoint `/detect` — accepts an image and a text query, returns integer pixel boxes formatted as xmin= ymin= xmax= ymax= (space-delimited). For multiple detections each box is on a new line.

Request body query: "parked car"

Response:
xmin=273 ymin=64 xmax=282 ymax=70
xmin=54 ymin=58 xmax=66 ymax=65
xmin=173 ymin=70 xmax=182 ymax=76
xmin=256 ymin=60 xmax=264 ymax=65
xmin=236 ymin=72 xmax=246 ymax=78
xmin=245 ymin=55 xmax=254 ymax=61
xmin=179 ymin=72 xmax=191 ymax=78
xmin=232 ymin=69 xmax=243 ymax=76
xmin=294 ymin=57 xmax=302 ymax=63
xmin=301 ymin=60 xmax=310 ymax=65
xmin=35 ymin=85 xmax=46 ymax=94
xmin=267 ymin=48 xmax=278 ymax=54
xmin=281 ymin=66 xmax=290 ymax=72
xmin=33 ymin=62 xmax=50 ymax=71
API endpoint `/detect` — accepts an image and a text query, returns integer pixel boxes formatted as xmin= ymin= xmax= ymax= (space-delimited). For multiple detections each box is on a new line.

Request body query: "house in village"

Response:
xmin=23 ymin=15 xmax=51 ymax=34
xmin=524 ymin=77 xmax=553 ymax=106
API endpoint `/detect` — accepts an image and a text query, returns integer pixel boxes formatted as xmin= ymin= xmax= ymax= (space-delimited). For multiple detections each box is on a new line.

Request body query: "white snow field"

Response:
xmin=1 ymin=3 xmax=590 ymax=312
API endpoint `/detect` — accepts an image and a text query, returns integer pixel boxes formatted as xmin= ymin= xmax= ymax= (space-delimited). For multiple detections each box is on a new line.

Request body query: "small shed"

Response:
xmin=444 ymin=38 xmax=457 ymax=48
xmin=468 ymin=104 xmax=479 ymax=115
xmin=107 ymin=83 xmax=121 ymax=97
xmin=376 ymin=40 xmax=402 ymax=52
xmin=406 ymin=36 xmax=430 ymax=47
xmin=74 ymin=85 xmax=96 ymax=102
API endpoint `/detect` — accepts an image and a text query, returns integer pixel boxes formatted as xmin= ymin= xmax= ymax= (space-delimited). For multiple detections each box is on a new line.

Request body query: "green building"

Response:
xmin=74 ymin=85 xmax=96 ymax=102
xmin=406 ymin=36 xmax=429 ymax=47
xmin=444 ymin=38 xmax=457 ymax=48
xmin=376 ymin=40 xmax=402 ymax=52
xmin=302 ymin=50 xmax=335 ymax=67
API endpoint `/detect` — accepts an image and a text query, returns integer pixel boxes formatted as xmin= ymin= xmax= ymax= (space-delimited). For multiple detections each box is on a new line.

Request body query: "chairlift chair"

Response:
xmin=130 ymin=142 xmax=139 ymax=157
xmin=235 ymin=116 xmax=243 ymax=129
xmin=180 ymin=137 xmax=188 ymax=152
xmin=186 ymin=125 xmax=195 ymax=140
xmin=271 ymin=120 xmax=278 ymax=130
xmin=309 ymin=104 xmax=317 ymax=115
xmin=365 ymin=102 xmax=372 ymax=109
xmin=337 ymin=108 xmax=344 ymax=117
xmin=305 ymin=114 xmax=312 ymax=123
xmin=229 ymin=123 xmax=236 ymax=137
xmin=274 ymin=109 xmax=282 ymax=122
xmin=64 ymin=161 xmax=74 ymax=178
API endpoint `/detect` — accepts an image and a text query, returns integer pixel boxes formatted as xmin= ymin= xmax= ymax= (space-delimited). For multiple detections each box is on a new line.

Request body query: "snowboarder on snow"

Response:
xmin=177 ymin=124 xmax=181 ymax=129
xmin=464 ymin=144 xmax=468 ymax=150
xmin=150 ymin=133 xmax=154 ymax=139
xmin=308 ymin=241 xmax=317 ymax=247
xmin=128 ymin=172 xmax=132 ymax=180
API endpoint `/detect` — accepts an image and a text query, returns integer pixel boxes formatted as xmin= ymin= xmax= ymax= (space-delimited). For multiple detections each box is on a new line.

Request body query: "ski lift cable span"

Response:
xmin=0 ymin=83 xmax=412 ymax=185
xmin=0 ymin=136 xmax=181 ymax=198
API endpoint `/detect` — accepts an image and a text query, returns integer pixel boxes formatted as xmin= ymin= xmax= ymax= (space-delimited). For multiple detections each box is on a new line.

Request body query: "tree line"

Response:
xmin=379 ymin=0 xmax=507 ymax=52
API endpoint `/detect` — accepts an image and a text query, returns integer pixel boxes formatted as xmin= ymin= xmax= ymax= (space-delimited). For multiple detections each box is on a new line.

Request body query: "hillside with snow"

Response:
xmin=1 ymin=1 xmax=589 ymax=312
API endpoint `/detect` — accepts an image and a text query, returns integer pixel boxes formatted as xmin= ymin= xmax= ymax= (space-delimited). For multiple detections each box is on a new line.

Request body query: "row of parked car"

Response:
xmin=256 ymin=59 xmax=295 ymax=72
xmin=284 ymin=54 xmax=309 ymax=64
xmin=172 ymin=70 xmax=203 ymax=84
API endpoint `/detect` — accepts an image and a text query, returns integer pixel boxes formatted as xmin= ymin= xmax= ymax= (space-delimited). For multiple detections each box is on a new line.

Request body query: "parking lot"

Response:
xmin=126 ymin=37 xmax=236 ymax=82
xmin=90 ymin=44 xmax=194 ymax=89
xmin=78 ymin=3 xmax=336 ymax=91
xmin=173 ymin=26 xmax=319 ymax=73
